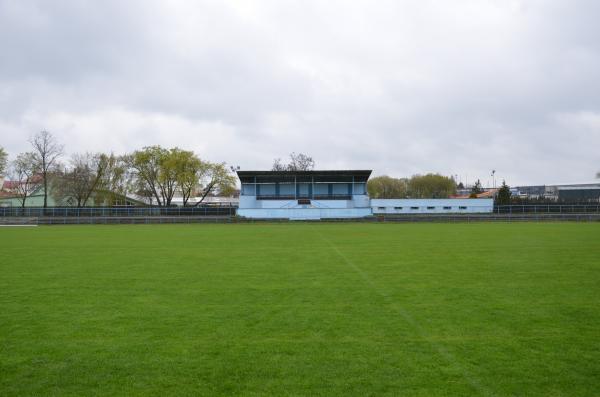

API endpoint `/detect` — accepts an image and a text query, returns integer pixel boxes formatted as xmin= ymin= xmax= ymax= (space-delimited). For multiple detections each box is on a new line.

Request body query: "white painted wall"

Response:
xmin=238 ymin=196 xmax=493 ymax=218
xmin=239 ymin=195 xmax=371 ymax=210
xmin=237 ymin=208 xmax=372 ymax=219
xmin=371 ymin=198 xmax=493 ymax=214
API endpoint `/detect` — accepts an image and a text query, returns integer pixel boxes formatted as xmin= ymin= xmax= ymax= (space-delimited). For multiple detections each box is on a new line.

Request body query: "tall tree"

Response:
xmin=52 ymin=153 xmax=108 ymax=207
xmin=470 ymin=179 xmax=484 ymax=197
xmin=175 ymin=151 xmax=206 ymax=206
xmin=408 ymin=174 xmax=456 ymax=198
xmin=128 ymin=146 xmax=167 ymax=206
xmin=367 ymin=176 xmax=409 ymax=198
xmin=95 ymin=154 xmax=131 ymax=206
xmin=156 ymin=148 xmax=188 ymax=206
xmin=272 ymin=152 xmax=315 ymax=171
xmin=30 ymin=130 xmax=63 ymax=207
xmin=0 ymin=146 xmax=7 ymax=176
xmin=193 ymin=162 xmax=237 ymax=205
xmin=10 ymin=152 xmax=41 ymax=207
xmin=496 ymin=180 xmax=511 ymax=205
xmin=129 ymin=146 xmax=214 ymax=206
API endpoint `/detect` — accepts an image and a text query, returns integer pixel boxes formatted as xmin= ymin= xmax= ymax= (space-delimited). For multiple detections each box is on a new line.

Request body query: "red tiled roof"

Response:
xmin=0 ymin=190 xmax=17 ymax=198
xmin=2 ymin=180 xmax=20 ymax=190
xmin=1 ymin=175 xmax=42 ymax=191
xmin=451 ymin=189 xmax=497 ymax=199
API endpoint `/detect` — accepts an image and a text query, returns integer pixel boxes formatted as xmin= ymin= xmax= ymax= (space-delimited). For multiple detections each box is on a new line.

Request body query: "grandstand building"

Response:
xmin=237 ymin=170 xmax=493 ymax=219
xmin=237 ymin=170 xmax=372 ymax=219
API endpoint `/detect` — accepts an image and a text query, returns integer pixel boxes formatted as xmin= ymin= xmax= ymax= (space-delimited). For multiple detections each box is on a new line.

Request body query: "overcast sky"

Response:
xmin=1 ymin=0 xmax=599 ymax=186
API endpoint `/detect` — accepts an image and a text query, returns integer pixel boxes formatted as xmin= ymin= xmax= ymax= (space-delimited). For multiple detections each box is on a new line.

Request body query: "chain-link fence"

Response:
xmin=494 ymin=204 xmax=600 ymax=214
xmin=0 ymin=206 xmax=237 ymax=217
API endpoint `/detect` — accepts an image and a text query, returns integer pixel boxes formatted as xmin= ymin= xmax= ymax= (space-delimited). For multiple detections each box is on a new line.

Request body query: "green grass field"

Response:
xmin=1 ymin=223 xmax=599 ymax=396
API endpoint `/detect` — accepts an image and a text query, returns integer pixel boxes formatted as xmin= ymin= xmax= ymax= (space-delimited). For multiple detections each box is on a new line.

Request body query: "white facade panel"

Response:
xmin=237 ymin=208 xmax=372 ymax=219
xmin=371 ymin=199 xmax=493 ymax=214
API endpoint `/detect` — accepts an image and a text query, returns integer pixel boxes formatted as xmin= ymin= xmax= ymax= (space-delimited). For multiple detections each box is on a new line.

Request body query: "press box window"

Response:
xmin=459 ymin=206 xmax=467 ymax=210
xmin=410 ymin=207 xmax=419 ymax=210
xmin=443 ymin=206 xmax=452 ymax=210
xmin=378 ymin=207 xmax=386 ymax=210
xmin=394 ymin=207 xmax=403 ymax=210
xmin=427 ymin=206 xmax=435 ymax=210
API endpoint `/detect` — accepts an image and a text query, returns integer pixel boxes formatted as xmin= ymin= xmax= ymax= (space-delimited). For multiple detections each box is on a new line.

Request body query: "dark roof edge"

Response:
xmin=237 ymin=170 xmax=372 ymax=175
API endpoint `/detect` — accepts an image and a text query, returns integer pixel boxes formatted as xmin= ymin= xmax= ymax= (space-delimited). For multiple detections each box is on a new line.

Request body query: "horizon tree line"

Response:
xmin=0 ymin=131 xmax=236 ymax=208
xmin=5 ymin=132 xmax=595 ymax=206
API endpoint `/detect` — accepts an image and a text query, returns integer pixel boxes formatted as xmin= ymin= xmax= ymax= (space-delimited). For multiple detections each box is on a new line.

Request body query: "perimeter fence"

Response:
xmin=494 ymin=204 xmax=600 ymax=214
xmin=0 ymin=206 xmax=236 ymax=218
xmin=2 ymin=204 xmax=600 ymax=225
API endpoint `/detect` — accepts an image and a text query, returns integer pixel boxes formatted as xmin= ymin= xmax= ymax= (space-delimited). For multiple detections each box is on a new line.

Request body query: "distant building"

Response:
xmin=0 ymin=183 xmax=143 ymax=207
xmin=170 ymin=196 xmax=239 ymax=207
xmin=515 ymin=181 xmax=600 ymax=202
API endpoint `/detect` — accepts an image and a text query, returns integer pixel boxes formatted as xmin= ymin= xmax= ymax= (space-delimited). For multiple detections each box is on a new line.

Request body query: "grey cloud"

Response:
xmin=0 ymin=0 xmax=599 ymax=185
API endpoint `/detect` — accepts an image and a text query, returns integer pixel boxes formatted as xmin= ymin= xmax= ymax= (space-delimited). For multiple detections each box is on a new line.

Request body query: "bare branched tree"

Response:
xmin=29 ymin=130 xmax=63 ymax=207
xmin=271 ymin=152 xmax=315 ymax=171
xmin=10 ymin=152 xmax=41 ymax=207
xmin=94 ymin=154 xmax=131 ymax=206
xmin=0 ymin=146 xmax=7 ymax=176
xmin=53 ymin=153 xmax=108 ymax=207
xmin=271 ymin=158 xmax=286 ymax=171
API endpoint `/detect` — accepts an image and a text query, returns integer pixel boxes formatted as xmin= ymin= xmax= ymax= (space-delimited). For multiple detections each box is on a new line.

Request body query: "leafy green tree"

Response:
xmin=194 ymin=162 xmax=237 ymax=205
xmin=128 ymin=146 xmax=168 ymax=206
xmin=496 ymin=180 xmax=511 ymax=205
xmin=367 ymin=176 xmax=409 ymax=198
xmin=408 ymin=173 xmax=456 ymax=198
xmin=156 ymin=148 xmax=185 ymax=206
xmin=129 ymin=146 xmax=235 ymax=206
xmin=0 ymin=146 xmax=7 ymax=176
xmin=174 ymin=150 xmax=205 ymax=206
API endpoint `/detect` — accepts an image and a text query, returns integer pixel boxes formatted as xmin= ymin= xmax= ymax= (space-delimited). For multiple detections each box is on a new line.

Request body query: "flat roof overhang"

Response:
xmin=237 ymin=170 xmax=372 ymax=183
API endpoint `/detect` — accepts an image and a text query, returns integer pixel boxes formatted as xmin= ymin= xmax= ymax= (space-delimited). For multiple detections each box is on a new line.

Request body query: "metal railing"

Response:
xmin=0 ymin=206 xmax=237 ymax=217
xmin=255 ymin=194 xmax=353 ymax=200
xmin=495 ymin=204 xmax=600 ymax=214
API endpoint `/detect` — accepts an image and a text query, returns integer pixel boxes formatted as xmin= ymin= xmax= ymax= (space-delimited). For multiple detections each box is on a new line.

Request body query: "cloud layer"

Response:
xmin=1 ymin=0 xmax=599 ymax=185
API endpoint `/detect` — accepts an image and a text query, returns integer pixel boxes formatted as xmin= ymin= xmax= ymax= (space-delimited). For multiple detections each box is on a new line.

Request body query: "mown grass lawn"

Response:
xmin=1 ymin=222 xmax=599 ymax=396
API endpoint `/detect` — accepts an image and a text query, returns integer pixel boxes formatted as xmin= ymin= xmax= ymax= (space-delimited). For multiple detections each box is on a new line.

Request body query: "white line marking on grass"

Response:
xmin=311 ymin=226 xmax=495 ymax=397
